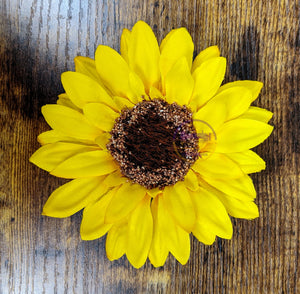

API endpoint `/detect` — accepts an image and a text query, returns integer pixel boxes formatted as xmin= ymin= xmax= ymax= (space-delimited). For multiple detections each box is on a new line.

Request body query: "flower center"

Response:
xmin=107 ymin=99 xmax=199 ymax=189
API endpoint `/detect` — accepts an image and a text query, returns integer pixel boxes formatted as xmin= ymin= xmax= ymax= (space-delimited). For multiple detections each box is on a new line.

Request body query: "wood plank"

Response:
xmin=0 ymin=0 xmax=299 ymax=293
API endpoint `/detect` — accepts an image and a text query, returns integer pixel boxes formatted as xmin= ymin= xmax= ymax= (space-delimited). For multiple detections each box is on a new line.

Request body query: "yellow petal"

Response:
xmin=103 ymin=170 xmax=127 ymax=187
xmin=191 ymin=46 xmax=220 ymax=73
xmin=37 ymin=130 xmax=95 ymax=145
xmin=57 ymin=93 xmax=82 ymax=112
xmin=95 ymin=54 xmax=144 ymax=104
xmin=42 ymin=104 xmax=102 ymax=141
xmin=128 ymin=72 xmax=147 ymax=103
xmin=215 ymin=119 xmax=273 ymax=153
xmin=222 ymin=198 xmax=259 ymax=219
xmin=94 ymin=132 xmax=110 ymax=150
xmin=120 ymin=28 xmax=131 ymax=63
xmin=190 ymin=187 xmax=233 ymax=239
xmin=192 ymin=153 xmax=244 ymax=179
xmin=226 ymin=150 xmax=266 ymax=174
xmin=105 ymin=183 xmax=147 ymax=223
xmin=160 ymin=28 xmax=194 ymax=92
xmin=61 ymin=71 xmax=116 ymax=109
xmin=147 ymin=187 xmax=162 ymax=198
xmin=207 ymin=86 xmax=253 ymax=121
xmin=238 ymin=106 xmax=273 ymax=123
xmin=106 ymin=220 xmax=128 ymax=260
xmin=113 ymin=96 xmax=135 ymax=111
xmin=148 ymin=196 xmax=169 ymax=267
xmin=165 ymin=57 xmax=194 ymax=105
xmin=74 ymin=56 xmax=102 ymax=83
xmin=30 ymin=142 xmax=99 ymax=172
xmin=42 ymin=177 xmax=107 ymax=218
xmin=190 ymin=57 xmax=226 ymax=110
xmin=150 ymin=195 xmax=190 ymax=265
xmin=83 ymin=103 xmax=118 ymax=132
xmin=127 ymin=21 xmax=160 ymax=92
xmin=149 ymin=86 xmax=163 ymax=99
xmin=218 ymin=80 xmax=263 ymax=102
xmin=38 ymin=130 xmax=62 ymax=145
xmin=201 ymin=182 xmax=259 ymax=219
xmin=192 ymin=222 xmax=216 ymax=245
xmin=127 ymin=194 xmax=153 ymax=268
xmin=95 ymin=45 xmax=131 ymax=97
xmin=202 ymin=174 xmax=256 ymax=201
xmin=184 ymin=169 xmax=199 ymax=191
xmin=193 ymin=95 xmax=228 ymax=131
xmin=165 ymin=213 xmax=190 ymax=265
xmin=169 ymin=230 xmax=190 ymax=264
xmin=50 ymin=150 xmax=117 ymax=178
xmin=80 ymin=187 xmax=118 ymax=240
xmin=163 ymin=181 xmax=196 ymax=232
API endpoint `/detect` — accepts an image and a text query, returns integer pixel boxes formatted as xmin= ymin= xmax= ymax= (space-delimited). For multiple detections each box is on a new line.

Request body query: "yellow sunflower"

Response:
xmin=30 ymin=20 xmax=273 ymax=268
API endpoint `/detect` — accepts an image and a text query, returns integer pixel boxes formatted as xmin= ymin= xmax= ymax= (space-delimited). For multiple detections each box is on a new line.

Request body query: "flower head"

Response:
xmin=30 ymin=21 xmax=273 ymax=268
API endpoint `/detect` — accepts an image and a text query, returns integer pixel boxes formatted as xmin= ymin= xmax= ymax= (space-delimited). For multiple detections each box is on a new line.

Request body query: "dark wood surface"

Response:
xmin=0 ymin=0 xmax=299 ymax=293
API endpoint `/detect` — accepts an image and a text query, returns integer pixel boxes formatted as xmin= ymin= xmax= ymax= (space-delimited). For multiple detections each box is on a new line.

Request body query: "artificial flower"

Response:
xmin=30 ymin=21 xmax=273 ymax=268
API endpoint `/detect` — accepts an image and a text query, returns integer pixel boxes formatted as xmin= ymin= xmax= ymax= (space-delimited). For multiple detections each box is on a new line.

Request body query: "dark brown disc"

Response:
xmin=107 ymin=99 xmax=199 ymax=189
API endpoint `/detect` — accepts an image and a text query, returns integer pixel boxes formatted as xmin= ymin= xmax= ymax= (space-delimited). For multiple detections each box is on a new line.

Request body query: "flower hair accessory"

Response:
xmin=30 ymin=21 xmax=273 ymax=268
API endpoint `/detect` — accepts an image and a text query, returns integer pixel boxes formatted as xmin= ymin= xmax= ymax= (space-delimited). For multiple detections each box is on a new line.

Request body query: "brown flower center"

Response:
xmin=107 ymin=99 xmax=199 ymax=189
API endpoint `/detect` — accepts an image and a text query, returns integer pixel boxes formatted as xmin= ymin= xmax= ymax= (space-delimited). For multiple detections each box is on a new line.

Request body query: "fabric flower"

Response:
xmin=30 ymin=21 xmax=273 ymax=268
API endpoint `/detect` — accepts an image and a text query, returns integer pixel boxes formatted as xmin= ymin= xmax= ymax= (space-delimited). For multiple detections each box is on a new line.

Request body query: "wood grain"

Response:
xmin=0 ymin=0 xmax=299 ymax=293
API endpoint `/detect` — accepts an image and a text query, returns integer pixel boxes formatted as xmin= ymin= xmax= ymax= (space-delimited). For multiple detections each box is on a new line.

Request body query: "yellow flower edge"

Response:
xmin=30 ymin=20 xmax=273 ymax=268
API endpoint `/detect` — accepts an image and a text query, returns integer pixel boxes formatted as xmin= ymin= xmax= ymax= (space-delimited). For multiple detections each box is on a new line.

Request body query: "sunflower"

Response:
xmin=30 ymin=21 xmax=273 ymax=268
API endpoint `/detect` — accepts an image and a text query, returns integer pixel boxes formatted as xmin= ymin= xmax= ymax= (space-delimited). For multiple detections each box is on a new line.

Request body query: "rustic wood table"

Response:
xmin=0 ymin=0 xmax=299 ymax=293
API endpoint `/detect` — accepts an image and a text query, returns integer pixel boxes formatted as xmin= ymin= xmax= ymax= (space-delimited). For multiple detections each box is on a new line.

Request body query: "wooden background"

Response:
xmin=0 ymin=0 xmax=299 ymax=293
